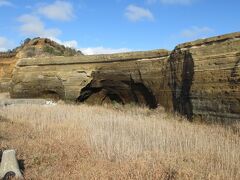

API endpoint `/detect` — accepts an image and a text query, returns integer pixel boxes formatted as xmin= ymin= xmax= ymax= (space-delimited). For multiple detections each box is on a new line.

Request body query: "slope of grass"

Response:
xmin=0 ymin=104 xmax=239 ymax=179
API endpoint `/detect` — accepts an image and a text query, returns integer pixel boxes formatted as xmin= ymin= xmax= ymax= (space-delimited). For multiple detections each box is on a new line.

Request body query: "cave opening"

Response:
xmin=132 ymin=83 xmax=158 ymax=109
xmin=77 ymin=80 xmax=157 ymax=109
xmin=103 ymin=91 xmax=124 ymax=104
xmin=77 ymin=83 xmax=102 ymax=102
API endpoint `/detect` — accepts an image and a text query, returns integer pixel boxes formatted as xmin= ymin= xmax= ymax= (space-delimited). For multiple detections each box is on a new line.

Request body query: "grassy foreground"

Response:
xmin=0 ymin=104 xmax=239 ymax=179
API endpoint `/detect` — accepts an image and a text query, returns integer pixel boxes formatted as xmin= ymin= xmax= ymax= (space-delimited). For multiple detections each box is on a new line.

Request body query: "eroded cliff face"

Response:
xmin=11 ymin=50 xmax=172 ymax=108
xmin=0 ymin=53 xmax=17 ymax=92
xmin=0 ymin=38 xmax=81 ymax=92
xmin=10 ymin=32 xmax=240 ymax=122
xmin=168 ymin=32 xmax=240 ymax=121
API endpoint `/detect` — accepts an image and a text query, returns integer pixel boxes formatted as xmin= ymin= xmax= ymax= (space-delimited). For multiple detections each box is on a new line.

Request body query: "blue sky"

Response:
xmin=0 ymin=0 xmax=239 ymax=54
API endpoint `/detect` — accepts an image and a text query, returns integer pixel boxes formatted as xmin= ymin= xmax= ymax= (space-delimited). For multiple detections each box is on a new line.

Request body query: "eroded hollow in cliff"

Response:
xmin=39 ymin=90 xmax=61 ymax=101
xmin=77 ymin=80 xmax=157 ymax=109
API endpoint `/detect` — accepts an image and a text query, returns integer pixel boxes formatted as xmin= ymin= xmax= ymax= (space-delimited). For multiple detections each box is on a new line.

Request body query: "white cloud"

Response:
xmin=0 ymin=37 xmax=8 ymax=51
xmin=50 ymin=37 xmax=78 ymax=49
xmin=61 ymin=40 xmax=78 ymax=49
xmin=79 ymin=47 xmax=132 ymax=55
xmin=180 ymin=26 xmax=214 ymax=38
xmin=0 ymin=36 xmax=14 ymax=51
xmin=47 ymin=38 xmax=131 ymax=54
xmin=0 ymin=0 xmax=12 ymax=7
xmin=125 ymin=5 xmax=154 ymax=22
xmin=18 ymin=14 xmax=61 ymax=38
xmin=48 ymin=37 xmax=131 ymax=54
xmin=147 ymin=0 xmax=194 ymax=5
xmin=38 ymin=1 xmax=74 ymax=21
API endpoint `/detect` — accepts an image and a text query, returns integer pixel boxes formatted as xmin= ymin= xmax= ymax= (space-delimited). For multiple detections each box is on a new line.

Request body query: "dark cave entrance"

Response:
xmin=77 ymin=80 xmax=157 ymax=109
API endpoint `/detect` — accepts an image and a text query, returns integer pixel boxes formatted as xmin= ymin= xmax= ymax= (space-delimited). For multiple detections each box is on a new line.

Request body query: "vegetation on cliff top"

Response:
xmin=0 ymin=37 xmax=83 ymax=58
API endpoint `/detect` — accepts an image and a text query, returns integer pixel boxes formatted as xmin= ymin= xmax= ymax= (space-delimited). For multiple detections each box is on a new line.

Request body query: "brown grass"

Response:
xmin=0 ymin=104 xmax=239 ymax=179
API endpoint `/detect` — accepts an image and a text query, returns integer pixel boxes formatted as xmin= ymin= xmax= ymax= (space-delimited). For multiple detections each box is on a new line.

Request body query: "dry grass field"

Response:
xmin=0 ymin=103 xmax=240 ymax=179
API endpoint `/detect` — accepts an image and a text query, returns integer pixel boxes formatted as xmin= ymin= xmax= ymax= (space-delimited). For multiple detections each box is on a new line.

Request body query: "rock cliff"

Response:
xmin=0 ymin=38 xmax=81 ymax=92
xmin=168 ymin=32 xmax=240 ymax=121
xmin=8 ymin=32 xmax=240 ymax=122
xmin=0 ymin=54 xmax=17 ymax=92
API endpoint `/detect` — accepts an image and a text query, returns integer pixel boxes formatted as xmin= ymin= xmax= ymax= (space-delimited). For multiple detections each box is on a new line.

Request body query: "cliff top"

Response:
xmin=176 ymin=32 xmax=240 ymax=49
xmin=18 ymin=49 xmax=170 ymax=66
xmin=0 ymin=37 xmax=82 ymax=59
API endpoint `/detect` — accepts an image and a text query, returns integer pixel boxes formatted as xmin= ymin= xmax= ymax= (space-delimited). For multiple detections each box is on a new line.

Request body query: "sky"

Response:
xmin=0 ymin=0 xmax=239 ymax=54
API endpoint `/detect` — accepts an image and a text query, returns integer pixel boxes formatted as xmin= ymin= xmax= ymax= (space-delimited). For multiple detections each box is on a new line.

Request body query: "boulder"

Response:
xmin=0 ymin=150 xmax=23 ymax=179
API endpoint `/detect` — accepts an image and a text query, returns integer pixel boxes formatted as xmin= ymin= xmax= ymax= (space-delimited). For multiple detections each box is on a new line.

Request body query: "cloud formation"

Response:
xmin=79 ymin=47 xmax=131 ymax=55
xmin=38 ymin=1 xmax=74 ymax=21
xmin=0 ymin=36 xmax=14 ymax=51
xmin=180 ymin=26 xmax=214 ymax=38
xmin=0 ymin=0 xmax=12 ymax=7
xmin=18 ymin=14 xmax=62 ymax=38
xmin=147 ymin=0 xmax=194 ymax=5
xmin=50 ymin=37 xmax=78 ymax=49
xmin=49 ymin=38 xmax=132 ymax=55
xmin=125 ymin=5 xmax=154 ymax=22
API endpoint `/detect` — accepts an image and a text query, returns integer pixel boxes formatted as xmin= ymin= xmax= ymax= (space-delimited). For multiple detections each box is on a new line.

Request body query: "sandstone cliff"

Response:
xmin=168 ymin=32 xmax=240 ymax=121
xmin=0 ymin=54 xmax=17 ymax=92
xmin=11 ymin=50 xmax=171 ymax=107
xmin=9 ymin=32 xmax=240 ymax=122
xmin=0 ymin=38 xmax=81 ymax=92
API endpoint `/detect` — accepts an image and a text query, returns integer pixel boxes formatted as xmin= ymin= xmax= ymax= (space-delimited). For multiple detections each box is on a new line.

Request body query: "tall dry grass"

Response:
xmin=0 ymin=104 xmax=239 ymax=179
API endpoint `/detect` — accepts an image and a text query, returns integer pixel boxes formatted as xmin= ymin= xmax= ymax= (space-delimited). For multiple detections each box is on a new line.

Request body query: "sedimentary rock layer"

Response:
xmin=0 ymin=38 xmax=80 ymax=92
xmin=169 ymin=32 xmax=240 ymax=121
xmin=11 ymin=50 xmax=171 ymax=108
xmin=10 ymin=32 xmax=240 ymax=122
xmin=0 ymin=56 xmax=17 ymax=92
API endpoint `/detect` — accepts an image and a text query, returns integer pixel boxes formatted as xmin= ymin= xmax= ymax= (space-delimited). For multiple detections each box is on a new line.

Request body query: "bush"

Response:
xmin=43 ymin=45 xmax=63 ymax=56
xmin=25 ymin=47 xmax=36 ymax=57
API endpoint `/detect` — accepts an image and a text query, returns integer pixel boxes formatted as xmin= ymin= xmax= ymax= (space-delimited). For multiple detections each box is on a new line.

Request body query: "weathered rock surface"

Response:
xmin=9 ymin=32 xmax=240 ymax=122
xmin=0 ymin=38 xmax=81 ymax=92
xmin=11 ymin=50 xmax=171 ymax=108
xmin=0 ymin=55 xmax=17 ymax=92
xmin=169 ymin=32 xmax=240 ymax=121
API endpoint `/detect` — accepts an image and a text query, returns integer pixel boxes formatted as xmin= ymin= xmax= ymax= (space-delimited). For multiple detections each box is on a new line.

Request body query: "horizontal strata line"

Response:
xmin=193 ymin=58 xmax=240 ymax=64
xmin=18 ymin=56 xmax=169 ymax=67
xmin=177 ymin=35 xmax=240 ymax=49
xmin=187 ymin=96 xmax=239 ymax=99
xmin=192 ymin=52 xmax=240 ymax=61
xmin=194 ymin=66 xmax=240 ymax=72
xmin=154 ymin=89 xmax=240 ymax=91
xmin=193 ymin=111 xmax=240 ymax=118
xmin=192 ymin=82 xmax=240 ymax=85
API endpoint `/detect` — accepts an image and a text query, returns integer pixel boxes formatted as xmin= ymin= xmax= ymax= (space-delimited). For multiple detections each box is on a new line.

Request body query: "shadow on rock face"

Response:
xmin=77 ymin=78 xmax=158 ymax=109
xmin=18 ymin=159 xmax=25 ymax=174
xmin=169 ymin=51 xmax=194 ymax=120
